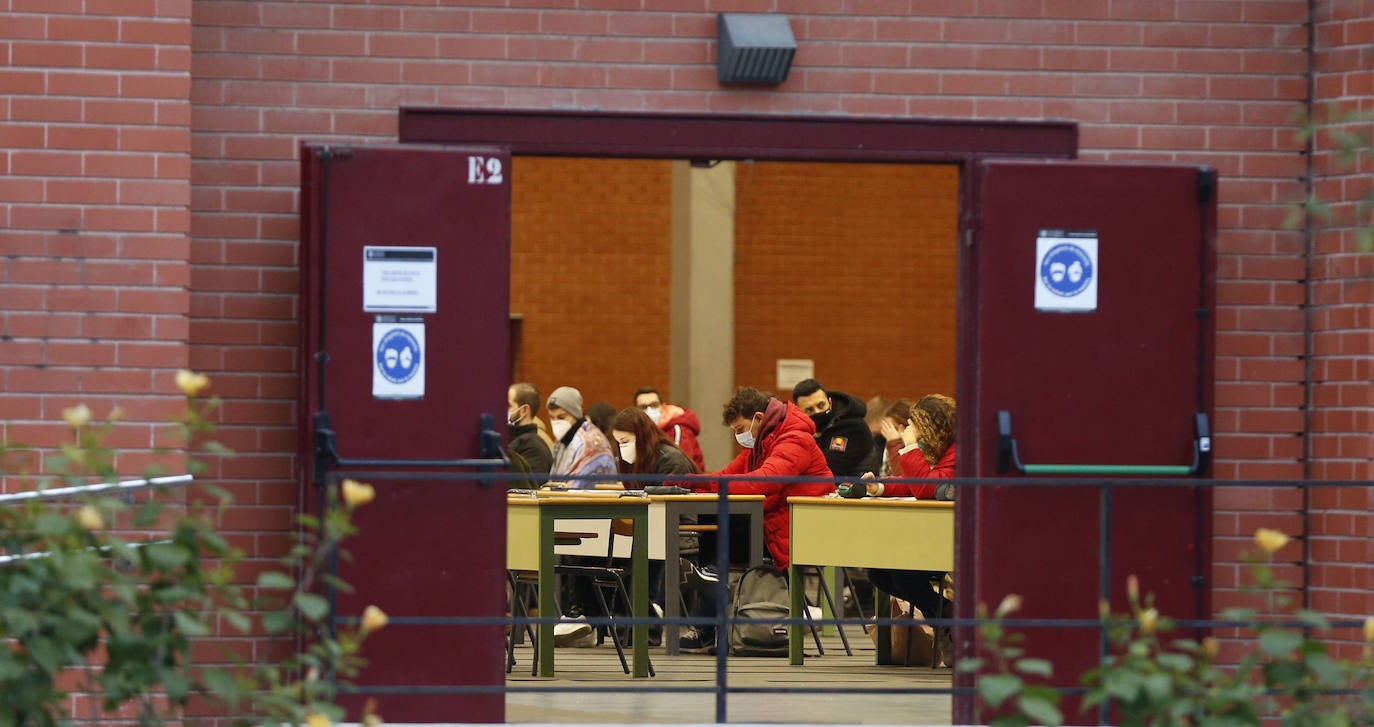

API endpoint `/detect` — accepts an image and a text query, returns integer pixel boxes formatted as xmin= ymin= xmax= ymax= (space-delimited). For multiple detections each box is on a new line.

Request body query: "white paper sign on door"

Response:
xmin=363 ymin=246 xmax=437 ymax=313
xmin=372 ymin=321 xmax=425 ymax=399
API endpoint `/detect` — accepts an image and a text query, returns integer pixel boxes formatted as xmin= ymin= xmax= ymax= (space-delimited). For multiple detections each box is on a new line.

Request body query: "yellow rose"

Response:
xmin=1363 ymin=617 xmax=1374 ymax=643
xmin=75 ymin=505 xmax=104 ymax=531
xmin=1140 ymin=607 xmax=1158 ymax=634
xmin=342 ymin=479 xmax=375 ymax=508
xmin=1254 ymin=528 xmax=1290 ymax=555
xmin=361 ymin=605 xmax=389 ymax=634
xmin=305 ymin=713 xmax=331 ymax=727
xmin=995 ymin=594 xmax=1023 ymax=618
xmin=175 ymin=369 xmax=211 ymax=397
xmin=1201 ymin=636 xmax=1219 ymax=658
xmin=63 ymin=404 xmax=92 ymax=430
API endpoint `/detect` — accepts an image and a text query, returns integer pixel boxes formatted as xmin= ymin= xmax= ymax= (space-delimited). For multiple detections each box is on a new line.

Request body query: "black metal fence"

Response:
xmin=323 ymin=469 xmax=1368 ymax=725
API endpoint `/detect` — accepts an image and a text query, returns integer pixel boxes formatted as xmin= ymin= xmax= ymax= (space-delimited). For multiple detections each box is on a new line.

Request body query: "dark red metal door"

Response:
xmin=299 ymin=144 xmax=511 ymax=722
xmin=958 ymin=160 xmax=1216 ymax=723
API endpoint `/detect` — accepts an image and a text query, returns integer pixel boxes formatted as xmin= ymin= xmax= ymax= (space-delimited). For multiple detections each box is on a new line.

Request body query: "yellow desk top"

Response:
xmin=789 ymin=496 xmax=953 ymax=571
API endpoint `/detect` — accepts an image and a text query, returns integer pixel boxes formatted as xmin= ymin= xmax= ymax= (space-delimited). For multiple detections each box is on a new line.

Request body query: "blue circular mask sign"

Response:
xmin=376 ymin=328 xmax=421 ymax=384
xmin=1039 ymin=243 xmax=1094 ymax=298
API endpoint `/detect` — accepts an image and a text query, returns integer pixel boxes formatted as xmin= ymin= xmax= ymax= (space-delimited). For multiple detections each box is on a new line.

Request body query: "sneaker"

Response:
xmin=649 ymin=603 xmax=664 ymax=647
xmin=679 ymin=627 xmax=716 ymax=655
xmin=553 ymin=615 xmax=593 ymax=647
xmin=806 ymin=605 xmax=824 ymax=622
xmin=682 ymin=559 xmax=720 ymax=594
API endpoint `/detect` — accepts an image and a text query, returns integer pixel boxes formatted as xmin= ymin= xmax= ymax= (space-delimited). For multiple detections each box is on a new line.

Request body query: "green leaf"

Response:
xmin=1259 ymin=629 xmax=1302 ymax=658
xmin=1295 ymin=609 xmax=1330 ymax=630
xmin=262 ymin=610 xmax=295 ymax=634
xmin=1013 ymin=658 xmax=1053 ymax=678
xmin=978 ymin=674 xmax=1022 ymax=709
xmin=201 ymin=667 xmax=241 ymax=705
xmin=1103 ymin=669 xmax=1142 ymax=702
xmin=1156 ymin=652 xmax=1193 ymax=673
xmin=221 ymin=610 xmax=251 ymax=634
xmin=293 ymin=592 xmax=330 ymax=623
xmin=1219 ymin=607 xmax=1257 ymax=622
xmin=956 ymin=657 xmax=985 ymax=673
xmin=173 ymin=610 xmax=210 ymax=637
xmin=144 ymin=542 xmax=191 ymax=569
xmin=1017 ymin=694 xmax=1063 ymax=727
xmin=256 ymin=571 xmax=296 ymax=590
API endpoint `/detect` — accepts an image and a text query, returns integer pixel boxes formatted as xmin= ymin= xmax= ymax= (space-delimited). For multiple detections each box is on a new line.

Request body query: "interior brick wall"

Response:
xmin=733 ymin=162 xmax=959 ymax=406
xmin=510 ymin=156 xmax=673 ymax=413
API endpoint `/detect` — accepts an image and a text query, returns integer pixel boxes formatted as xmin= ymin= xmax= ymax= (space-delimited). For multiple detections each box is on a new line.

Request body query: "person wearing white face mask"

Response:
xmin=506 ymin=382 xmax=553 ymax=484
xmin=631 ymin=386 xmax=706 ymax=471
xmin=544 ymin=386 xmax=620 ymax=647
xmin=611 ymin=406 xmax=704 ymax=649
xmin=545 ymin=386 xmax=617 ymax=487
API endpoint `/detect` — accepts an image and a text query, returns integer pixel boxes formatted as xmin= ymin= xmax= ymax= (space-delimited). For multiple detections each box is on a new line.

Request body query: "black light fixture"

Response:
xmin=716 ymin=13 xmax=795 ymax=85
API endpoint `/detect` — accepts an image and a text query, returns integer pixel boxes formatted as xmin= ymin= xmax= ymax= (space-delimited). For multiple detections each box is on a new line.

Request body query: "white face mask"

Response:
xmin=507 ymin=407 xmax=523 ymax=426
xmin=550 ymin=419 xmax=573 ymax=441
xmin=645 ymin=406 xmax=662 ymax=425
xmin=734 ymin=426 xmax=756 ymax=449
xmin=618 ymin=440 xmax=637 ymax=464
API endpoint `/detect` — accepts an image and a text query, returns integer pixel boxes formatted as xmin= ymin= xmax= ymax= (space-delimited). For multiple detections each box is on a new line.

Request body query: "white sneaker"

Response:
xmin=806 ymin=605 xmax=824 ymax=621
xmin=553 ymin=615 xmax=592 ymax=646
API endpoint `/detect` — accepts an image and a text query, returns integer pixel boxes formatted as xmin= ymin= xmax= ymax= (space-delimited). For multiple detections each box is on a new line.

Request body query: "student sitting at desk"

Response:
xmin=611 ymin=406 xmax=701 ymax=645
xmin=681 ymin=387 xmax=836 ymax=652
xmin=861 ymin=393 xmax=956 ymax=631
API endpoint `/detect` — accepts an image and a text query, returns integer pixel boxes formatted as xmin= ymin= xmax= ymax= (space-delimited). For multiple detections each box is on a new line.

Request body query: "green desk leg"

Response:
xmin=874 ymin=586 xmax=893 ymax=665
xmin=631 ymin=509 xmax=649 ymax=677
xmin=538 ymin=511 xmax=557 ymax=678
xmin=789 ymin=562 xmax=804 ymax=665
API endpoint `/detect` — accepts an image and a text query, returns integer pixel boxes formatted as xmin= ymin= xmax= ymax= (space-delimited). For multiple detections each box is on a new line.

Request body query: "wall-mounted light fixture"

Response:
xmin=716 ymin=13 xmax=795 ymax=85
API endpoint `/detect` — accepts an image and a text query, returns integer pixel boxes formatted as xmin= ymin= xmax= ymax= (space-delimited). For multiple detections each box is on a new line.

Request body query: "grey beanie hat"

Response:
xmin=547 ymin=386 xmax=584 ymax=420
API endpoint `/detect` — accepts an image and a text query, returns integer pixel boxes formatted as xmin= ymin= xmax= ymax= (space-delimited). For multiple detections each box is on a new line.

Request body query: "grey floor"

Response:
xmin=505 ymin=630 xmax=954 ymax=724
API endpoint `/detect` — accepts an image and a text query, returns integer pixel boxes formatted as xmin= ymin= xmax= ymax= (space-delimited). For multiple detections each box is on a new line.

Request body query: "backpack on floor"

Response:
xmin=727 ymin=566 xmax=791 ymax=657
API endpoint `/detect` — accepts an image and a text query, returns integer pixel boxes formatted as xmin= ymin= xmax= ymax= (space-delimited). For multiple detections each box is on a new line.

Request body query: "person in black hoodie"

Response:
xmin=790 ymin=378 xmax=873 ymax=478
xmin=506 ymin=381 xmax=552 ymax=484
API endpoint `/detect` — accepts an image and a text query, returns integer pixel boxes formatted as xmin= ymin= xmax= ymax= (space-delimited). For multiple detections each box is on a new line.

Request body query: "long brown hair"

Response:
xmin=613 ymin=407 xmax=695 ymax=475
xmin=910 ymin=394 xmax=956 ymax=465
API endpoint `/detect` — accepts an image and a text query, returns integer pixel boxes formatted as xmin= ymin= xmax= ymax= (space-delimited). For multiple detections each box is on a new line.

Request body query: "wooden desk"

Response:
xmin=507 ymin=494 xmax=651 ymax=678
xmin=787 ymin=496 xmax=954 ymax=666
xmin=655 ymin=494 xmax=766 ymax=655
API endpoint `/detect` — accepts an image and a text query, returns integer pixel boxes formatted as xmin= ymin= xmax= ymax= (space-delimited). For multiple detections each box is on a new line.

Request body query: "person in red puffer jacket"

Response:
xmin=687 ymin=387 xmax=835 ymax=570
xmin=679 ymin=387 xmax=834 ymax=654
xmin=861 ymin=393 xmax=957 ymax=630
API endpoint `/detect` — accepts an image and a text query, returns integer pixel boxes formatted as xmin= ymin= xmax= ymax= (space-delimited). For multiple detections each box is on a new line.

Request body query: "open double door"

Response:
xmin=299 ymin=139 xmax=1214 ymax=724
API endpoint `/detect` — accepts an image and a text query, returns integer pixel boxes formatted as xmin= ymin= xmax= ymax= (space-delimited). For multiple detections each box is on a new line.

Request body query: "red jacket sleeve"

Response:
xmin=885 ymin=438 xmax=905 ymax=476
xmin=883 ymin=444 xmax=954 ymax=498
xmin=691 ymin=432 xmax=816 ymax=496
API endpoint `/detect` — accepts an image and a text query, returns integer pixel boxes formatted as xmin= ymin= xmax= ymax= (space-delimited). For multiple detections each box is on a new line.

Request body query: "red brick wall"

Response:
xmin=734 ymin=162 xmax=959 ymax=404
xmin=1304 ymin=0 xmax=1374 ymax=624
xmin=1 ymin=1 xmax=193 ymax=478
xmin=510 ymin=157 xmax=673 ymax=411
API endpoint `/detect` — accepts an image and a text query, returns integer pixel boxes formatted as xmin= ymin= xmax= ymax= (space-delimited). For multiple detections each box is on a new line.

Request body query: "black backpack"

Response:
xmin=727 ymin=566 xmax=791 ymax=657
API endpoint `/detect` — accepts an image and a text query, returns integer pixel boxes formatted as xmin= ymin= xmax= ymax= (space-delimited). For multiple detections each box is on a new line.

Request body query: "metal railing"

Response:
xmin=318 ymin=469 xmax=1366 ymax=724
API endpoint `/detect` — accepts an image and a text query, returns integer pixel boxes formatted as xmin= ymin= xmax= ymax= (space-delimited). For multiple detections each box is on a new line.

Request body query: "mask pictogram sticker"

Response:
xmin=372 ymin=321 xmax=425 ymax=399
xmin=1035 ymin=229 xmax=1099 ymax=312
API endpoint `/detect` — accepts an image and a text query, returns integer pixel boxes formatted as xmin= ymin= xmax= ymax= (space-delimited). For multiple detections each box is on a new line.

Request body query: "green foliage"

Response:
xmin=0 ymin=375 xmax=385 ymax=726
xmin=971 ymin=536 xmax=1374 ymax=727
xmin=1292 ymin=104 xmax=1374 ymax=252
xmin=958 ymin=595 xmax=1065 ymax=727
